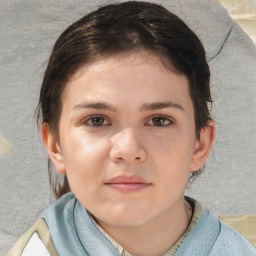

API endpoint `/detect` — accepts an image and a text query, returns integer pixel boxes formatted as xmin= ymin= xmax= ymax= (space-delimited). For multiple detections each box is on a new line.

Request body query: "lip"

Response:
xmin=105 ymin=175 xmax=152 ymax=193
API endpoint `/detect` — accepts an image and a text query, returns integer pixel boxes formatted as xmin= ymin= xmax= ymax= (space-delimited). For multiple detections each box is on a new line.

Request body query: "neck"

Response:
xmin=96 ymin=199 xmax=192 ymax=256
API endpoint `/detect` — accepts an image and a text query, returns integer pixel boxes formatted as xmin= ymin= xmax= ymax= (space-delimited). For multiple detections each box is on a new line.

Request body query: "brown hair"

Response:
xmin=36 ymin=1 xmax=212 ymax=199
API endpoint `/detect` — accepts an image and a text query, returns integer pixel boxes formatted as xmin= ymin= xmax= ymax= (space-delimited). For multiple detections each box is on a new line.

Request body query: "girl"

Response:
xmin=8 ymin=1 xmax=256 ymax=255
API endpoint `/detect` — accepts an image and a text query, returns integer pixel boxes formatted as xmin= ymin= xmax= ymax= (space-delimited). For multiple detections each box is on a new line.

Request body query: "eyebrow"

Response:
xmin=73 ymin=102 xmax=117 ymax=112
xmin=72 ymin=101 xmax=184 ymax=112
xmin=140 ymin=101 xmax=185 ymax=112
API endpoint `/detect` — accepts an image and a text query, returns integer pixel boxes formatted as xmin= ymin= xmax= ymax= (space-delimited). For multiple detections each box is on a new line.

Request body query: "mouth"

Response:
xmin=105 ymin=175 xmax=152 ymax=193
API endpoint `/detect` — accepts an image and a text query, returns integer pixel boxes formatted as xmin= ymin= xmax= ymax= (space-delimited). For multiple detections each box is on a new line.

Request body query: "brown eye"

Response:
xmin=151 ymin=116 xmax=171 ymax=126
xmin=92 ymin=117 xmax=104 ymax=126
xmin=87 ymin=116 xmax=107 ymax=126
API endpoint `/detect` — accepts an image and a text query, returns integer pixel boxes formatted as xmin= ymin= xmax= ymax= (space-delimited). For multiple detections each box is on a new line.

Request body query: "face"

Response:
xmin=44 ymin=51 xmax=213 ymax=230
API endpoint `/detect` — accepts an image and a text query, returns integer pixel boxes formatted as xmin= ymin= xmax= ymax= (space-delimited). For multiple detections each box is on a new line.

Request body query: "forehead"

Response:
xmin=61 ymin=51 xmax=191 ymax=110
xmin=70 ymin=51 xmax=180 ymax=82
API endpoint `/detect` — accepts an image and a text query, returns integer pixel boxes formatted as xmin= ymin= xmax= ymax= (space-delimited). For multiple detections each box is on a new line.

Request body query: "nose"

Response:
xmin=110 ymin=127 xmax=147 ymax=164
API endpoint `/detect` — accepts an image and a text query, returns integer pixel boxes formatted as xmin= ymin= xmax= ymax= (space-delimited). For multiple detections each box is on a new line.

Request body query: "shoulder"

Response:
xmin=175 ymin=199 xmax=256 ymax=256
xmin=7 ymin=218 xmax=58 ymax=256
xmin=7 ymin=193 xmax=76 ymax=256
xmin=209 ymin=220 xmax=256 ymax=256
xmin=198 ymin=205 xmax=256 ymax=255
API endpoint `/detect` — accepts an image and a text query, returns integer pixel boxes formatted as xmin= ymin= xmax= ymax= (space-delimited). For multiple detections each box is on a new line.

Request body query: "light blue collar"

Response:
xmin=43 ymin=192 xmax=121 ymax=256
xmin=43 ymin=192 xmax=256 ymax=256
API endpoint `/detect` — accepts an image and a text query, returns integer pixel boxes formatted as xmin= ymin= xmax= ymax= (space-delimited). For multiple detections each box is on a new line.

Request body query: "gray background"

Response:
xmin=1 ymin=0 xmax=256 ymax=254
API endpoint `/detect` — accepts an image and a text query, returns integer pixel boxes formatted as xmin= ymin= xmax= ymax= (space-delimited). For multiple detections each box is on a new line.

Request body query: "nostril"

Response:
xmin=134 ymin=156 xmax=145 ymax=163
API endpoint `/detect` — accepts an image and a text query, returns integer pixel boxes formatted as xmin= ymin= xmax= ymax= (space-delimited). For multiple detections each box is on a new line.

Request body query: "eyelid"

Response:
xmin=82 ymin=114 xmax=111 ymax=127
xmin=145 ymin=115 xmax=175 ymax=126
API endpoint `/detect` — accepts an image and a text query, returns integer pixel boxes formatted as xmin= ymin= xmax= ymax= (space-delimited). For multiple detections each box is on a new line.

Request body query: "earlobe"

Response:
xmin=190 ymin=121 xmax=215 ymax=172
xmin=41 ymin=123 xmax=66 ymax=174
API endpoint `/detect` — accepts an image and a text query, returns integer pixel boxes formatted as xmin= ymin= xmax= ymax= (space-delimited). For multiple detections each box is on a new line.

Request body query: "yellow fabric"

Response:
xmin=218 ymin=215 xmax=256 ymax=247
xmin=7 ymin=219 xmax=59 ymax=256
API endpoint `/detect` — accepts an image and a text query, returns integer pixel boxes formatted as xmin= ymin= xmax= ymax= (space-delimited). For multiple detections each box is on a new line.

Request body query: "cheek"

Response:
xmin=148 ymin=129 xmax=195 ymax=170
xmin=62 ymin=133 xmax=111 ymax=204
xmin=152 ymin=138 xmax=192 ymax=194
xmin=62 ymin=131 xmax=110 ymax=177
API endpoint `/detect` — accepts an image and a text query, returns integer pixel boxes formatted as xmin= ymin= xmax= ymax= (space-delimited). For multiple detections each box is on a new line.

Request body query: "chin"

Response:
xmin=108 ymin=216 xmax=149 ymax=228
xmin=101 ymin=207 xmax=152 ymax=227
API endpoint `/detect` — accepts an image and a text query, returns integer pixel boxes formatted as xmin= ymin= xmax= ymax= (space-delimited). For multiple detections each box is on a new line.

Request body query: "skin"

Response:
xmin=42 ymin=51 xmax=215 ymax=256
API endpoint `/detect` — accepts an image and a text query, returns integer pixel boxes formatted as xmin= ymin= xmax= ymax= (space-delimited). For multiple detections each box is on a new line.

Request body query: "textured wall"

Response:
xmin=219 ymin=0 xmax=256 ymax=43
xmin=1 ymin=0 xmax=256 ymax=254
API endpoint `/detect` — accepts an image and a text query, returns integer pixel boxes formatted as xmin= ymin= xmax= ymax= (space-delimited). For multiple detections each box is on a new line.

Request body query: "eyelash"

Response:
xmin=83 ymin=115 xmax=110 ymax=127
xmin=83 ymin=115 xmax=174 ymax=127
xmin=146 ymin=115 xmax=174 ymax=127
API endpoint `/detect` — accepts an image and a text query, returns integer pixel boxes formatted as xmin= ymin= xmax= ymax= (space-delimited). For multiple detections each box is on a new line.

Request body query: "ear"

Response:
xmin=41 ymin=123 xmax=66 ymax=174
xmin=190 ymin=121 xmax=215 ymax=172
